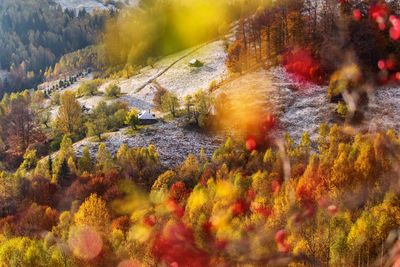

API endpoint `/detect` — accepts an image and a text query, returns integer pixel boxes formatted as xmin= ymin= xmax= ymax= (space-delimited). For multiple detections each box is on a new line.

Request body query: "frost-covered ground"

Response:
xmin=217 ymin=66 xmax=400 ymax=143
xmin=269 ymin=67 xmax=339 ymax=142
xmin=216 ymin=67 xmax=338 ymax=143
xmin=43 ymin=39 xmax=228 ymax=118
xmin=118 ymin=40 xmax=228 ymax=109
xmin=268 ymin=67 xmax=400 ymax=140
xmin=68 ymin=119 xmax=223 ymax=167
xmin=41 ymin=36 xmax=400 ymax=165
xmin=368 ymin=86 xmax=400 ymax=133
xmin=42 ymin=39 xmax=228 ymax=166
xmin=53 ymin=0 xmax=137 ymax=12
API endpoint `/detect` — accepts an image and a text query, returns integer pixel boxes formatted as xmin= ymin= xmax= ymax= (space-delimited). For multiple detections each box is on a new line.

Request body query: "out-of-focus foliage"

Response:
xmin=226 ymin=0 xmax=400 ymax=88
xmin=101 ymin=0 xmax=259 ymax=76
xmin=0 ymin=124 xmax=398 ymax=265
xmin=0 ymin=0 xmax=400 ymax=266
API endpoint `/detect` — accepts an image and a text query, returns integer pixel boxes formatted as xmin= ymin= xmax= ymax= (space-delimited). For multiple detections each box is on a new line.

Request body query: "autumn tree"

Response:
xmin=96 ymin=143 xmax=111 ymax=171
xmin=226 ymin=40 xmax=244 ymax=73
xmin=37 ymin=109 xmax=51 ymax=129
xmin=152 ymin=170 xmax=177 ymax=191
xmin=105 ymin=83 xmax=121 ymax=97
xmin=179 ymin=154 xmax=201 ymax=188
xmin=76 ymin=80 xmax=99 ymax=97
xmin=86 ymin=118 xmax=106 ymax=141
xmin=20 ymin=149 xmax=37 ymax=170
xmin=184 ymin=95 xmax=193 ymax=119
xmin=161 ymin=92 xmax=180 ymax=117
xmin=0 ymin=237 xmax=50 ymax=266
xmin=1 ymin=96 xmax=39 ymax=155
xmin=153 ymin=85 xmax=168 ymax=109
xmin=78 ymin=146 xmax=93 ymax=174
xmin=125 ymin=108 xmax=140 ymax=130
xmin=55 ymin=91 xmax=82 ymax=136
xmin=74 ymin=193 xmax=110 ymax=232
xmin=52 ymin=136 xmax=75 ymax=186
xmin=32 ymin=90 xmax=45 ymax=110
xmin=0 ymin=171 xmax=19 ymax=217
xmin=192 ymin=90 xmax=211 ymax=128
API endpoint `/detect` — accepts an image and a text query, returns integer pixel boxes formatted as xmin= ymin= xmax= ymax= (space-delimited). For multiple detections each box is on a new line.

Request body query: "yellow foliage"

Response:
xmin=74 ymin=194 xmax=110 ymax=231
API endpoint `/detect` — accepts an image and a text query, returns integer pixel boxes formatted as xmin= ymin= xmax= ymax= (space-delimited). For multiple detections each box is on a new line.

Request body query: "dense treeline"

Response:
xmin=44 ymin=46 xmax=103 ymax=81
xmin=226 ymin=0 xmax=400 ymax=87
xmin=0 ymin=88 xmax=133 ymax=170
xmin=225 ymin=0 xmax=400 ymax=123
xmin=0 ymin=123 xmax=400 ymax=265
xmin=0 ymin=0 xmax=111 ymax=95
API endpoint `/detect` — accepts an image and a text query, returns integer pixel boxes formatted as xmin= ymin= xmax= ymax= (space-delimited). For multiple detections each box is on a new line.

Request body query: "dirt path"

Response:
xmin=134 ymin=41 xmax=215 ymax=93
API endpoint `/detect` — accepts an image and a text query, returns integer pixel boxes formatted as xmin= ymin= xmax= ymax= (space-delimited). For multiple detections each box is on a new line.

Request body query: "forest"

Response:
xmin=0 ymin=0 xmax=110 ymax=94
xmin=0 ymin=0 xmax=400 ymax=266
xmin=1 ymin=116 xmax=400 ymax=266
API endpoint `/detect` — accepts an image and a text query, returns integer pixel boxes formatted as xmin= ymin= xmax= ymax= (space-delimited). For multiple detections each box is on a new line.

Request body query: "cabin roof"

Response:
xmin=138 ymin=110 xmax=157 ymax=120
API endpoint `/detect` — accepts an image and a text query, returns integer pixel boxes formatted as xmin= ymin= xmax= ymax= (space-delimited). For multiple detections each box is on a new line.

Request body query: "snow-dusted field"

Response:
xmin=368 ymin=86 xmax=400 ymax=133
xmin=41 ymin=36 xmax=400 ymax=165
xmin=53 ymin=0 xmax=137 ymax=12
xmin=215 ymin=67 xmax=338 ymax=143
xmin=43 ymin=39 xmax=228 ymax=118
xmin=118 ymin=40 xmax=228 ymax=110
xmin=41 ymin=39 xmax=228 ymax=166
xmin=60 ymin=119 xmax=223 ymax=168
xmin=217 ymin=66 xmax=400 ymax=144
xmin=269 ymin=67 xmax=339 ymax=142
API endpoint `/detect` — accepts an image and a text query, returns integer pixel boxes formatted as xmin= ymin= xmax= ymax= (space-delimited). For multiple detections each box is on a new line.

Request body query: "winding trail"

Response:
xmin=135 ymin=41 xmax=214 ymax=93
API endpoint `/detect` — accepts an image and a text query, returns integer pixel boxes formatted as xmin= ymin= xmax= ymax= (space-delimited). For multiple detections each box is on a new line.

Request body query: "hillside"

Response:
xmin=2 ymin=0 xmax=400 ymax=266
xmin=53 ymin=0 xmax=138 ymax=12
xmin=42 ymin=39 xmax=228 ymax=115
xmin=40 ymin=38 xmax=400 ymax=167
xmin=37 ymin=39 xmax=228 ymax=166
xmin=0 ymin=0 xmax=110 ymax=94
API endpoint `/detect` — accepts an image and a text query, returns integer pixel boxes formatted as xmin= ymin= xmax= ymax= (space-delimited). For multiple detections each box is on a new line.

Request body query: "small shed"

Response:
xmin=189 ymin=59 xmax=203 ymax=67
xmin=138 ymin=110 xmax=157 ymax=125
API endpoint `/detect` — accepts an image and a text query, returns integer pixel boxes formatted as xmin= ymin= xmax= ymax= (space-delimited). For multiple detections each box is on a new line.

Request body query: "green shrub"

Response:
xmin=111 ymin=109 xmax=128 ymax=129
xmin=50 ymin=136 xmax=63 ymax=152
xmin=105 ymin=84 xmax=121 ymax=97
xmin=76 ymin=79 xmax=103 ymax=97
xmin=21 ymin=149 xmax=37 ymax=170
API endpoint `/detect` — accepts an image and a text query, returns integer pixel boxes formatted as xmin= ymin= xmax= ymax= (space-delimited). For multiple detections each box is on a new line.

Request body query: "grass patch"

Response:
xmin=103 ymin=93 xmax=126 ymax=100
xmin=125 ymin=125 xmax=146 ymax=136
xmin=162 ymin=109 xmax=186 ymax=121
xmin=89 ymin=133 xmax=111 ymax=142
xmin=82 ymin=91 xmax=103 ymax=99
